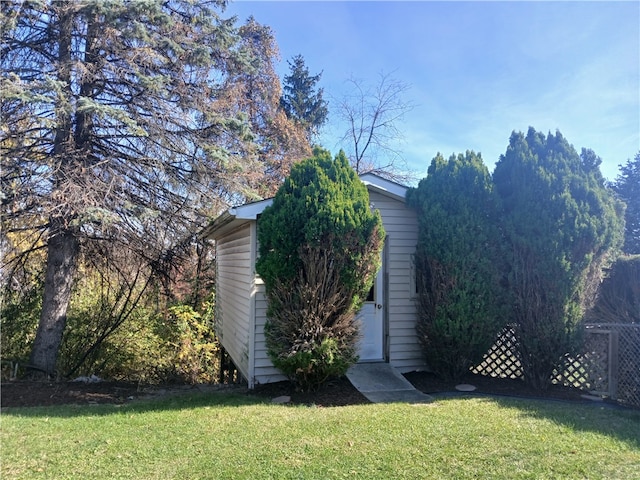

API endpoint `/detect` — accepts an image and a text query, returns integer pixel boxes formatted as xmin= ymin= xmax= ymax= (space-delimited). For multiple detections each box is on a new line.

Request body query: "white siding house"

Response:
xmin=202 ymin=173 xmax=426 ymax=388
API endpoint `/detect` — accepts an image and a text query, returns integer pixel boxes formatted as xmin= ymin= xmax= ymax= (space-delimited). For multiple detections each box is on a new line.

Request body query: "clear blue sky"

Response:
xmin=225 ymin=1 xmax=639 ymax=183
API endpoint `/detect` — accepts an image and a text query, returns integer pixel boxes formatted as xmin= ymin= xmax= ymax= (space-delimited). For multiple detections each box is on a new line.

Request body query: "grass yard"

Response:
xmin=2 ymin=393 xmax=639 ymax=479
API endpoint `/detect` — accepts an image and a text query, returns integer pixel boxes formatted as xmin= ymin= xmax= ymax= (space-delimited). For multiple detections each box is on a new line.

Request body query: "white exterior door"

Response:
xmin=356 ymin=266 xmax=384 ymax=362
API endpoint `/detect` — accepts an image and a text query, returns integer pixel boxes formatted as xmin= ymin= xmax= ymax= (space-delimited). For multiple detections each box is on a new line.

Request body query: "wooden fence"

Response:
xmin=472 ymin=323 xmax=640 ymax=408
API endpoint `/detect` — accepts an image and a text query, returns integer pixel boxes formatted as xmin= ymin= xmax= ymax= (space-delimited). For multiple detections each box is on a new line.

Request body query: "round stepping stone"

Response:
xmin=271 ymin=395 xmax=291 ymax=404
xmin=455 ymin=384 xmax=477 ymax=392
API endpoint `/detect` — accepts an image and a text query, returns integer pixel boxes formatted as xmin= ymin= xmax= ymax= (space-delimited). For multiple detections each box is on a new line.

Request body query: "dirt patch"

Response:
xmin=1 ymin=371 xmax=607 ymax=409
xmin=404 ymin=371 xmax=588 ymax=402
xmin=2 ymin=380 xmax=157 ymax=408
xmin=248 ymin=376 xmax=369 ymax=407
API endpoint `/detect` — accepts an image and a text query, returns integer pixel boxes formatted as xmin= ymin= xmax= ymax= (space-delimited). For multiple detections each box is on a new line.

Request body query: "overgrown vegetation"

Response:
xmin=1 ymin=235 xmax=220 ymax=384
xmin=1 ymin=0 xmax=309 ymax=376
xmin=407 ymin=151 xmax=507 ymax=380
xmin=493 ymin=128 xmax=624 ymax=390
xmin=408 ymin=130 xmax=625 ymax=389
xmin=586 ymin=255 xmax=640 ymax=324
xmin=0 ymin=0 xmax=633 ymax=391
xmin=256 ymin=148 xmax=385 ymax=391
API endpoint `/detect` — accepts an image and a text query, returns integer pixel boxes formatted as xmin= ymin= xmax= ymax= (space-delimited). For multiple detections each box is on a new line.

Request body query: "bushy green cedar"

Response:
xmin=406 ymin=151 xmax=506 ymax=380
xmin=493 ymin=128 xmax=624 ymax=390
xmin=256 ymin=148 xmax=385 ymax=391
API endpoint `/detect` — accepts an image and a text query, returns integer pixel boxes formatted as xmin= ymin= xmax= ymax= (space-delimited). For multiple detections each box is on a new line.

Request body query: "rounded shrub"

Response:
xmin=256 ymin=148 xmax=385 ymax=391
xmin=407 ymin=151 xmax=507 ymax=380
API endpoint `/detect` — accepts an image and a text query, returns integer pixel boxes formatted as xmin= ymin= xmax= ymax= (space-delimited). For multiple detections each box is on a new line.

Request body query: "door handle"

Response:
xmin=376 ymin=304 xmax=382 ymax=310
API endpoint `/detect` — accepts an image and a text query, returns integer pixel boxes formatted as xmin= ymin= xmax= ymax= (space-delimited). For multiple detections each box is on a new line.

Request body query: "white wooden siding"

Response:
xmin=215 ymin=224 xmax=252 ymax=380
xmin=368 ymin=190 xmax=426 ymax=372
xmin=213 ymin=183 xmax=426 ymax=389
xmin=252 ymin=280 xmax=287 ymax=386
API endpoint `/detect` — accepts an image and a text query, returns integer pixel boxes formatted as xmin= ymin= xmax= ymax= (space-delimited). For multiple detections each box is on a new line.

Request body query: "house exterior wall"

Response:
xmin=368 ymin=190 xmax=426 ymax=373
xmin=214 ymin=224 xmax=253 ymax=381
xmin=252 ymin=280 xmax=287 ymax=386
xmin=211 ymin=178 xmax=426 ymax=388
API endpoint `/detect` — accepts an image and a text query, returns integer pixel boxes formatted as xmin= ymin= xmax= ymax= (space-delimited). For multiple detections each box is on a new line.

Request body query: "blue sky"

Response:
xmin=225 ymin=1 xmax=639 ymax=183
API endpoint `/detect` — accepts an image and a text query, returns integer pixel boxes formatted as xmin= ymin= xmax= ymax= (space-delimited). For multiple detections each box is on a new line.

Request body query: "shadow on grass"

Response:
xmin=1 ymin=390 xmax=273 ymax=419
xmin=5 ymin=386 xmax=640 ymax=450
xmin=435 ymin=394 xmax=640 ymax=450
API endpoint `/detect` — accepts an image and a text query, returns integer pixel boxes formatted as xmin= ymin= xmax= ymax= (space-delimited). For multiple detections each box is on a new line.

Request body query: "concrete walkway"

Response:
xmin=346 ymin=363 xmax=433 ymax=404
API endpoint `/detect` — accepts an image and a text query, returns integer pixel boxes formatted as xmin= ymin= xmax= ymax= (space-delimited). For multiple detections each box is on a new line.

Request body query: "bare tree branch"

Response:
xmin=335 ymin=71 xmax=417 ymax=183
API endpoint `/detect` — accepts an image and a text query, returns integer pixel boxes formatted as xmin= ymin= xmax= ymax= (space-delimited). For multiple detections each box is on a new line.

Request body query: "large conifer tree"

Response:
xmin=407 ymin=151 xmax=506 ymax=380
xmin=493 ymin=128 xmax=624 ymax=389
xmin=280 ymin=55 xmax=328 ymax=143
xmin=613 ymin=152 xmax=640 ymax=254
xmin=0 ymin=0 xmax=278 ymax=374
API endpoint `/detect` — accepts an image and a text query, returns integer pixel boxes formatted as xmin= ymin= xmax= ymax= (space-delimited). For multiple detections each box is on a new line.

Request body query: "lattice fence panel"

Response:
xmin=554 ymin=330 xmax=610 ymax=394
xmin=471 ymin=326 xmax=522 ymax=379
xmin=609 ymin=324 xmax=640 ymax=408
xmin=471 ymin=323 xmax=640 ymax=408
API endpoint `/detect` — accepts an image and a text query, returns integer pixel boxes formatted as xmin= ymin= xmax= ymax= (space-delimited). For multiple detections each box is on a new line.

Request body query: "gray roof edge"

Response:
xmin=359 ymin=172 xmax=408 ymax=202
xmin=200 ymin=198 xmax=273 ymax=240
xmin=202 ymin=174 xmax=408 ymax=240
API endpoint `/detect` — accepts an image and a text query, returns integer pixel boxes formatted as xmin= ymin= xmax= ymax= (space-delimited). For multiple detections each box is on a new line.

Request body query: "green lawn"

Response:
xmin=2 ymin=393 xmax=639 ymax=479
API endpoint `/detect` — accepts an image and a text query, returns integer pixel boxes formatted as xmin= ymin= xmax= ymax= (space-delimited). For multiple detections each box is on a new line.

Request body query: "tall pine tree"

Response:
xmin=280 ymin=54 xmax=328 ymax=143
xmin=407 ymin=151 xmax=506 ymax=380
xmin=493 ymin=128 xmax=624 ymax=389
xmin=1 ymin=0 xmax=276 ymax=374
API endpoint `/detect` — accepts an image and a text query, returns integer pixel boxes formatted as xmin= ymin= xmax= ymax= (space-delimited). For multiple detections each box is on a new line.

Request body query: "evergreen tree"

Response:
xmin=613 ymin=152 xmax=640 ymax=254
xmin=0 ymin=0 xmax=276 ymax=375
xmin=407 ymin=151 xmax=506 ymax=380
xmin=256 ymin=148 xmax=384 ymax=390
xmin=493 ymin=128 xmax=624 ymax=389
xmin=280 ymin=55 xmax=328 ymax=143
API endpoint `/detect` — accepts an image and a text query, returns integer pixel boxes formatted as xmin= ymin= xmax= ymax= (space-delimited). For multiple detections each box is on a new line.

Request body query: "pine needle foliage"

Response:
xmin=612 ymin=152 xmax=640 ymax=254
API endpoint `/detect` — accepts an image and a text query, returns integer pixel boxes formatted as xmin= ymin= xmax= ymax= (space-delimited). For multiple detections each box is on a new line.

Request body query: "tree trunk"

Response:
xmin=29 ymin=226 xmax=79 ymax=375
xmin=27 ymin=2 xmax=78 ymax=377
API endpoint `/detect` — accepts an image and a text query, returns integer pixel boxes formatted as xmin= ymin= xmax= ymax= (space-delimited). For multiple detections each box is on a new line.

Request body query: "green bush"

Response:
xmin=493 ymin=128 xmax=625 ymax=390
xmin=0 ymin=222 xmax=220 ymax=383
xmin=407 ymin=151 xmax=507 ymax=380
xmin=256 ymin=148 xmax=384 ymax=391
xmin=1 ymin=262 xmax=221 ymax=384
xmin=271 ymin=338 xmax=353 ymax=392
xmin=63 ymin=294 xmax=220 ymax=385
xmin=163 ymin=301 xmax=220 ymax=384
xmin=0 ymin=283 xmax=42 ymax=378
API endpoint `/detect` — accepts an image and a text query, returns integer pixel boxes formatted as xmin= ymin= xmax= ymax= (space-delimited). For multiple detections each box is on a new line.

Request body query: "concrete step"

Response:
xmin=346 ymin=363 xmax=433 ymax=404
